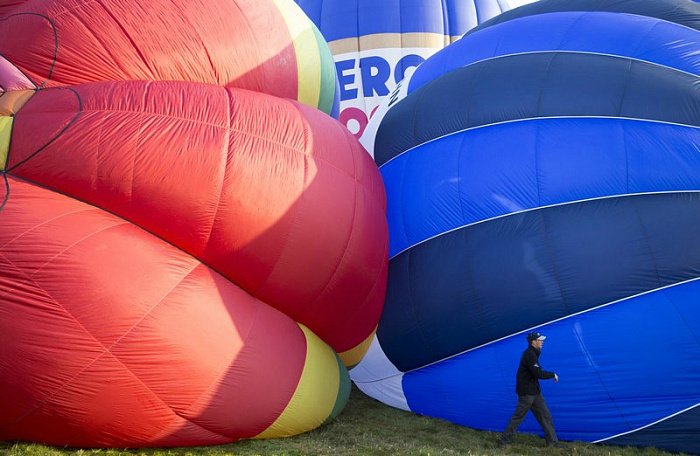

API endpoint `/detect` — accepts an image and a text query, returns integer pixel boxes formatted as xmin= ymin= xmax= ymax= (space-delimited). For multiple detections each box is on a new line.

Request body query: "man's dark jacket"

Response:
xmin=516 ymin=345 xmax=555 ymax=395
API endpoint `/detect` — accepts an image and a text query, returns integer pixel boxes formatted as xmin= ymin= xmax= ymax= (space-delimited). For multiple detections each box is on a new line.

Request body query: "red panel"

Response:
xmin=0 ymin=1 xmax=26 ymax=15
xmin=0 ymin=12 xmax=54 ymax=87
xmin=254 ymin=104 xmax=389 ymax=351
xmin=0 ymin=0 xmax=298 ymax=98
xmin=0 ymin=0 xmax=384 ymax=448
xmin=4 ymin=86 xmax=79 ymax=170
xmin=196 ymin=89 xmax=389 ymax=353
xmin=9 ymin=81 xmax=389 ymax=354
xmin=170 ymin=295 xmax=308 ymax=439
xmin=8 ymin=81 xmax=229 ymax=257
xmin=109 ymin=266 xmax=307 ymax=440
xmin=0 ymin=177 xmax=306 ymax=447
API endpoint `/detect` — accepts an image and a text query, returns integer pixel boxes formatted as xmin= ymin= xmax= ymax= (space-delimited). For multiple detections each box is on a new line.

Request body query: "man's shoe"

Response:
xmin=547 ymin=441 xmax=565 ymax=449
xmin=498 ymin=436 xmax=511 ymax=446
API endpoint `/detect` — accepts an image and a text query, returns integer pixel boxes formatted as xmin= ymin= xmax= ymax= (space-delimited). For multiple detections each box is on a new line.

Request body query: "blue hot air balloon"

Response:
xmin=295 ymin=0 xmax=511 ymax=139
xmin=352 ymin=1 xmax=700 ymax=454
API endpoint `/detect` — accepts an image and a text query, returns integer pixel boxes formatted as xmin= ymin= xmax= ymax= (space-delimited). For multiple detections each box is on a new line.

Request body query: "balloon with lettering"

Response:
xmin=295 ymin=0 xmax=511 ymax=139
xmin=352 ymin=1 xmax=700 ymax=454
xmin=0 ymin=0 xmax=387 ymax=448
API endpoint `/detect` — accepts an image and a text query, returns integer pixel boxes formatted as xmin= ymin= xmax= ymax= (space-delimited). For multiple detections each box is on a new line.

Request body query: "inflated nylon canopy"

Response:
xmin=351 ymin=2 xmax=700 ymax=453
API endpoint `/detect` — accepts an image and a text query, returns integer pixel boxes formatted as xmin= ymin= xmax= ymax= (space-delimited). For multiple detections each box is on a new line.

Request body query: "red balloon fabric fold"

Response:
xmin=0 ymin=0 xmax=387 ymax=448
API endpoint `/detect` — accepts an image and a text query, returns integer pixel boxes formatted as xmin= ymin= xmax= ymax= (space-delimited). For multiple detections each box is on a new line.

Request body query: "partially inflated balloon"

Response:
xmin=0 ymin=0 xmax=339 ymax=115
xmin=353 ymin=1 xmax=700 ymax=454
xmin=0 ymin=0 xmax=388 ymax=448
xmin=295 ymin=0 xmax=510 ymax=139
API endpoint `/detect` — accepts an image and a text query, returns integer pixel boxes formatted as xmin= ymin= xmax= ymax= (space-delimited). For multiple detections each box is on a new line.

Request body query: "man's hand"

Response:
xmin=554 ymin=374 xmax=559 ymax=382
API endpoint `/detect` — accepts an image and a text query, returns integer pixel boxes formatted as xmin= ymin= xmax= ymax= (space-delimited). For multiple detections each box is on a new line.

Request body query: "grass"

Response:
xmin=0 ymin=386 xmax=686 ymax=456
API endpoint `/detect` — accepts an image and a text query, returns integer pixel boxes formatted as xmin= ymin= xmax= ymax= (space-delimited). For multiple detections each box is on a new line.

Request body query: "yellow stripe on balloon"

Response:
xmin=338 ymin=327 xmax=377 ymax=368
xmin=254 ymin=324 xmax=343 ymax=439
xmin=0 ymin=117 xmax=13 ymax=171
xmin=273 ymin=0 xmax=322 ymax=109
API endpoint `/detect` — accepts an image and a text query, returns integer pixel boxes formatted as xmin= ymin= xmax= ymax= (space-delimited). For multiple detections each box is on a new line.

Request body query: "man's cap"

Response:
xmin=527 ymin=331 xmax=546 ymax=341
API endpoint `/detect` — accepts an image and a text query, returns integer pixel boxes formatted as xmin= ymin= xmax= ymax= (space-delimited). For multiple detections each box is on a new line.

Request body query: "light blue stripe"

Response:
xmin=381 ymin=117 xmax=700 ymax=258
xmin=409 ymin=11 xmax=700 ymax=95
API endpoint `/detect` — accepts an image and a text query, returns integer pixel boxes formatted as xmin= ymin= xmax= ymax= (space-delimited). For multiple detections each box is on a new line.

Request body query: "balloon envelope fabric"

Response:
xmin=0 ymin=0 xmax=339 ymax=115
xmin=0 ymin=0 xmax=388 ymax=448
xmin=294 ymin=0 xmax=510 ymax=139
xmin=351 ymin=1 xmax=700 ymax=453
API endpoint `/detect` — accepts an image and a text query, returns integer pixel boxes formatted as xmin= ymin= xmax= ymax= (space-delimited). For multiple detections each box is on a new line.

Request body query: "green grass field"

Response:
xmin=0 ymin=386 xmax=686 ymax=456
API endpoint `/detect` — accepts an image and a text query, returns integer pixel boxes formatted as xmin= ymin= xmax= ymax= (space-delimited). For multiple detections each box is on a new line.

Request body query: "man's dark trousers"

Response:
xmin=502 ymin=394 xmax=558 ymax=444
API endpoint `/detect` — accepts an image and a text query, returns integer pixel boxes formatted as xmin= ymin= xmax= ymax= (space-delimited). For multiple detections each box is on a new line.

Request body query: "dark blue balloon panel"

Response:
xmin=403 ymin=278 xmax=700 ymax=443
xmin=296 ymin=0 xmax=510 ymax=42
xmin=468 ymin=0 xmax=700 ymax=36
xmin=351 ymin=2 xmax=700 ymax=453
xmin=378 ymin=192 xmax=700 ymax=372
xmin=381 ymin=118 xmax=700 ymax=258
xmin=376 ymin=52 xmax=700 ymax=166
xmin=409 ymin=11 xmax=700 ymax=96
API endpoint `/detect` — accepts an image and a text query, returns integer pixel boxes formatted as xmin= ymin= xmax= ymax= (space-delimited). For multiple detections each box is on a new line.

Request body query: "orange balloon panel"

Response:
xmin=0 ymin=176 xmax=350 ymax=447
xmin=7 ymin=81 xmax=388 ymax=355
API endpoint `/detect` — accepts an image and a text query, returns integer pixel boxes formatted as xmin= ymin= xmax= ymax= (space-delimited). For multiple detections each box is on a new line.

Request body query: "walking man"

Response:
xmin=500 ymin=331 xmax=563 ymax=448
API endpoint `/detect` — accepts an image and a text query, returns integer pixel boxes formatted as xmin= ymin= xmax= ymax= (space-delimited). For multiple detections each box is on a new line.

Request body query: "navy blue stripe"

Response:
xmin=467 ymin=0 xmax=700 ymax=37
xmin=381 ymin=117 xmax=700 ymax=258
xmin=377 ymin=192 xmax=700 ymax=372
xmin=606 ymin=405 xmax=700 ymax=454
xmin=401 ymin=277 xmax=700 ymax=451
xmin=375 ymin=52 xmax=700 ymax=166
xmin=408 ymin=11 xmax=700 ymax=96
